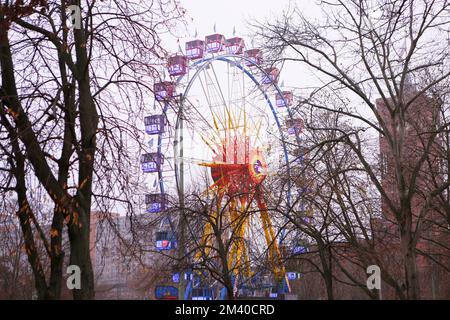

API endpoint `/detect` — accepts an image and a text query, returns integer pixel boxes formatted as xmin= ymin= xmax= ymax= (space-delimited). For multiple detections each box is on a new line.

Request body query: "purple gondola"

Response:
xmin=154 ymin=81 xmax=176 ymax=102
xmin=286 ymin=118 xmax=304 ymax=135
xmin=168 ymin=53 xmax=187 ymax=77
xmin=292 ymin=239 xmax=308 ymax=255
xmin=186 ymin=40 xmax=205 ymax=60
xmin=275 ymin=91 xmax=293 ymax=107
xmin=262 ymin=67 xmax=279 ymax=85
xmin=144 ymin=115 xmax=165 ymax=135
xmin=155 ymin=231 xmax=177 ymax=250
xmin=205 ymin=33 xmax=226 ymax=53
xmin=141 ymin=153 xmax=163 ymax=173
xmin=225 ymin=37 xmax=245 ymax=55
xmin=145 ymin=193 xmax=169 ymax=213
xmin=244 ymin=49 xmax=263 ymax=66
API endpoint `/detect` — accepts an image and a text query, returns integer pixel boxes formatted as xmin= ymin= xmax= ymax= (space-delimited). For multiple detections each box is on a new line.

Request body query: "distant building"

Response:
xmin=0 ymin=213 xmax=33 ymax=299
xmin=286 ymin=86 xmax=449 ymax=300
xmin=0 ymin=209 xmax=168 ymax=300
xmin=89 ymin=211 xmax=170 ymax=299
xmin=375 ymin=85 xmax=450 ymax=299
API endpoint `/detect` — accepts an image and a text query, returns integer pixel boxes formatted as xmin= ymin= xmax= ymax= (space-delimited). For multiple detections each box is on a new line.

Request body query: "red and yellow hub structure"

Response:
xmin=195 ymin=114 xmax=289 ymax=292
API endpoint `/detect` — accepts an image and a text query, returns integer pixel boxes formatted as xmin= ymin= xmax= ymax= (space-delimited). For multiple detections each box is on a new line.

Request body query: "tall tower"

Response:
xmin=377 ymin=87 xmax=440 ymax=231
xmin=376 ymin=86 xmax=449 ymax=299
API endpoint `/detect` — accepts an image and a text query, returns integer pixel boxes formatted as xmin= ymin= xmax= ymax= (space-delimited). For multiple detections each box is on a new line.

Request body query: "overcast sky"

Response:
xmin=161 ymin=0 xmax=323 ymax=92
xmin=180 ymin=0 xmax=299 ymax=38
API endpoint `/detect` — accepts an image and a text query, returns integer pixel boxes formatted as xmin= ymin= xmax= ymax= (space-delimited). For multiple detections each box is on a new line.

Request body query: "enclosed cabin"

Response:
xmin=141 ymin=152 xmax=164 ymax=173
xmin=186 ymin=39 xmax=205 ymax=60
xmin=275 ymin=91 xmax=293 ymax=107
xmin=225 ymin=37 xmax=245 ymax=55
xmin=286 ymin=272 xmax=301 ymax=281
xmin=244 ymin=48 xmax=263 ymax=67
xmin=293 ymin=145 xmax=308 ymax=165
xmin=144 ymin=115 xmax=166 ymax=135
xmin=293 ymin=171 xmax=307 ymax=190
xmin=145 ymin=193 xmax=169 ymax=213
xmin=184 ymin=272 xmax=195 ymax=281
xmin=172 ymin=272 xmax=180 ymax=283
xmin=155 ymin=230 xmax=177 ymax=250
xmin=286 ymin=118 xmax=304 ymax=135
xmin=191 ymin=287 xmax=214 ymax=300
xmin=295 ymin=180 xmax=309 ymax=196
xmin=302 ymin=209 xmax=314 ymax=224
xmin=155 ymin=285 xmax=178 ymax=300
xmin=292 ymin=238 xmax=309 ymax=255
xmin=269 ymin=287 xmax=278 ymax=298
xmin=205 ymin=33 xmax=226 ymax=53
xmin=154 ymin=81 xmax=176 ymax=102
xmin=262 ymin=67 xmax=279 ymax=85
xmin=168 ymin=53 xmax=187 ymax=77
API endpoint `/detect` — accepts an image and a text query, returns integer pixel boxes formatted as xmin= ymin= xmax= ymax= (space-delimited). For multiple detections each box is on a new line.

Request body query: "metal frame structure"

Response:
xmin=144 ymin=47 xmax=305 ymax=299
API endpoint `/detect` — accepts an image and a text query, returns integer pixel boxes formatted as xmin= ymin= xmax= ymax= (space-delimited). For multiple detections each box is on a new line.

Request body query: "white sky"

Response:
xmin=162 ymin=0 xmax=380 ymax=128
xmin=181 ymin=0 xmax=299 ymax=37
xmin=162 ymin=0 xmax=323 ymax=93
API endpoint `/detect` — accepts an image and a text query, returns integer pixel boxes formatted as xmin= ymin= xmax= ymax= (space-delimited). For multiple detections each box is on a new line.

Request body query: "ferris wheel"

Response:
xmin=142 ymin=32 xmax=307 ymax=300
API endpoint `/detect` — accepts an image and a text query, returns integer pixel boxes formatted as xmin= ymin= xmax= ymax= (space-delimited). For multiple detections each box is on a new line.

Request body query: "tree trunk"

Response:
xmin=68 ymin=207 xmax=95 ymax=300
xmin=317 ymin=239 xmax=334 ymax=300
xmin=16 ymin=201 xmax=48 ymax=300
xmin=401 ymin=237 xmax=420 ymax=299
xmin=400 ymin=214 xmax=420 ymax=299
xmin=47 ymin=210 xmax=65 ymax=299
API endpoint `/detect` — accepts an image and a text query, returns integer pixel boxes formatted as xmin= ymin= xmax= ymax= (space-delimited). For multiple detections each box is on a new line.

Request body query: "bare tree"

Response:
xmin=253 ymin=0 xmax=450 ymax=299
xmin=0 ymin=0 xmax=184 ymax=299
xmin=0 ymin=199 xmax=33 ymax=299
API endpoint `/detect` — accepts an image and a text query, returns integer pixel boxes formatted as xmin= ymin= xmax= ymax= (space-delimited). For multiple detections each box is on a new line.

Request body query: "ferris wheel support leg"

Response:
xmin=234 ymin=216 xmax=247 ymax=296
xmin=184 ymin=278 xmax=192 ymax=300
xmin=256 ymin=195 xmax=290 ymax=293
xmin=235 ymin=199 xmax=248 ymax=269
xmin=194 ymin=205 xmax=219 ymax=262
xmin=227 ymin=197 xmax=247 ymax=298
xmin=227 ymin=198 xmax=238 ymax=272
xmin=238 ymin=198 xmax=252 ymax=278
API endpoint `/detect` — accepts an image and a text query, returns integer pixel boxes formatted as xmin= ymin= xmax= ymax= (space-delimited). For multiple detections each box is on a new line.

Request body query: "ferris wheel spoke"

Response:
xmin=197 ymin=71 xmax=228 ymax=141
xmin=145 ymin=44 xmax=303 ymax=298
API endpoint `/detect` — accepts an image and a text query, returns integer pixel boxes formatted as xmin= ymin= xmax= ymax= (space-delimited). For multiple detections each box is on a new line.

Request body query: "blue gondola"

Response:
xmin=141 ymin=153 xmax=163 ymax=173
xmin=292 ymin=239 xmax=308 ymax=255
xmin=155 ymin=285 xmax=178 ymax=300
xmin=144 ymin=115 xmax=165 ymax=135
xmin=191 ymin=287 xmax=214 ymax=300
xmin=286 ymin=272 xmax=301 ymax=280
xmin=155 ymin=231 xmax=177 ymax=250
xmin=172 ymin=273 xmax=180 ymax=283
xmin=145 ymin=193 xmax=169 ymax=213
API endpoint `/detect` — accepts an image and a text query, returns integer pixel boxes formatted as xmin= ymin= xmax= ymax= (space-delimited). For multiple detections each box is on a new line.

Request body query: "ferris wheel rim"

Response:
xmin=149 ymin=53 xmax=305 ymax=295
xmin=170 ymin=54 xmax=300 ymax=209
xmin=153 ymin=54 xmax=304 ymax=250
